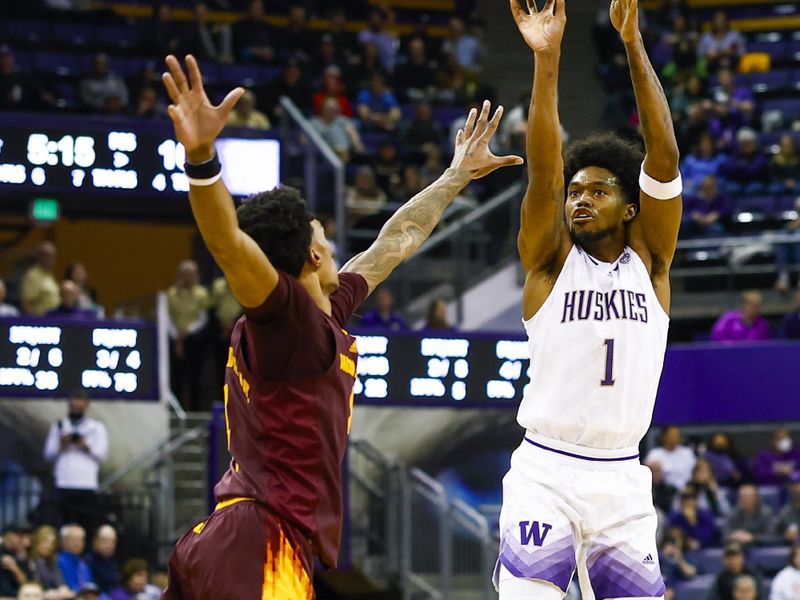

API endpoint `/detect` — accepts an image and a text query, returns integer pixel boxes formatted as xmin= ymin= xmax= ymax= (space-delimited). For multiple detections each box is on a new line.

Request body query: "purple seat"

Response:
xmin=33 ymin=52 xmax=81 ymax=77
xmin=690 ymin=547 xmax=724 ymax=575
xmin=746 ymin=41 xmax=788 ymax=62
xmin=738 ymin=70 xmax=791 ymax=93
xmin=52 ymin=23 xmax=97 ymax=47
xmin=80 ymin=54 xmax=129 ymax=78
xmin=750 ymin=546 xmax=791 ymax=575
xmin=10 ymin=50 xmax=34 ymax=70
xmin=55 ymin=83 xmax=78 ymax=108
xmin=432 ymin=105 xmax=464 ymax=126
xmin=758 ymin=485 xmax=784 ymax=511
xmin=674 ymin=575 xmax=717 ymax=600
xmin=775 ymin=196 xmax=800 ymax=218
xmin=6 ymin=20 xmax=51 ymax=44
xmin=734 ymin=196 xmax=777 ymax=220
xmin=98 ymin=25 xmax=141 ymax=50
xmin=762 ymin=99 xmax=800 ymax=120
xmin=218 ymin=64 xmax=263 ymax=87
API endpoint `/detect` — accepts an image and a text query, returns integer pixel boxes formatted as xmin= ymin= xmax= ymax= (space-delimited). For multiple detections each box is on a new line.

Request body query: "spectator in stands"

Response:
xmin=146 ymin=4 xmax=179 ymax=58
xmin=325 ymin=8 xmax=357 ymax=62
xmin=360 ymin=288 xmax=407 ymax=330
xmin=268 ymin=60 xmax=311 ymax=117
xmin=724 ymin=484 xmax=777 ymax=546
xmin=132 ymin=85 xmax=166 ymax=120
xmin=769 ymin=134 xmax=800 ymax=196
xmin=275 ymin=5 xmax=314 ymax=64
xmin=394 ymin=165 xmax=426 ymax=204
xmin=178 ymin=3 xmax=232 ymax=63
xmin=226 ymin=89 xmax=270 ymax=130
xmin=110 ymin=559 xmax=160 ymax=600
xmin=373 ymin=141 xmax=403 ymax=195
xmin=732 ymin=574 xmax=759 ymax=600
xmin=689 ymin=457 xmax=731 ymax=516
xmin=21 ymin=241 xmax=59 ymax=317
xmin=45 ymin=281 xmax=97 ymax=321
xmin=310 ymin=97 xmax=364 ymax=163
xmin=76 ymin=583 xmax=99 ymax=600
xmin=43 ymin=391 xmax=109 ymax=533
xmin=645 ymin=426 xmax=697 ymax=490
xmin=779 ymin=290 xmax=800 ymax=338
xmin=348 ymin=42 xmax=385 ymax=95
xmin=232 ymin=0 xmax=275 ymax=64
xmin=210 ymin=275 xmax=242 ymax=389
xmin=668 ymin=486 xmax=718 ymax=548
xmin=711 ymin=291 xmax=771 ymax=342
xmin=346 ymin=166 xmax=388 ymax=226
xmin=64 ymin=263 xmax=99 ymax=316
xmin=713 ymin=68 xmax=756 ymax=122
xmin=0 ymin=278 xmax=19 ymax=317
xmin=680 ymin=133 xmax=726 ymax=194
xmin=79 ymin=55 xmax=129 ymax=114
xmin=707 ymin=542 xmax=762 ymax=600
xmin=648 ymin=460 xmax=678 ymax=514
xmin=770 ymin=543 xmax=800 ymax=600
xmin=313 ymin=34 xmax=346 ymax=81
xmin=424 ymin=298 xmax=452 ymax=331
xmin=356 ymin=73 xmax=401 ymax=132
xmin=681 ymin=175 xmax=731 ymax=238
xmin=774 ymin=199 xmax=800 ymax=293
xmin=420 ymin=143 xmax=446 ymax=187
xmin=27 ymin=525 xmax=72 ymax=600
xmin=17 ymin=582 xmax=44 ymax=600
xmin=0 ymin=46 xmax=56 ymax=111
xmin=57 ymin=525 xmax=93 ymax=593
xmin=167 ymin=260 xmax=209 ymax=411
xmin=0 ymin=525 xmax=32 ymax=598
xmin=752 ymin=428 xmax=800 ymax=486
xmin=85 ymin=525 xmax=118 ymax=595
xmin=697 ymin=11 xmax=746 ymax=72
xmin=776 ymin=473 xmax=800 ymax=544
xmin=705 ymin=431 xmax=746 ymax=486
xmin=402 ymin=103 xmax=446 ymax=154
xmin=659 ymin=527 xmax=698 ymax=588
xmin=358 ymin=8 xmax=399 ymax=73
xmin=719 ymin=128 xmax=769 ymax=195
xmin=442 ymin=17 xmax=485 ymax=73
xmin=320 ymin=215 xmax=340 ymax=267
xmin=312 ymin=66 xmax=353 ymax=117
xmin=394 ymin=38 xmax=437 ymax=103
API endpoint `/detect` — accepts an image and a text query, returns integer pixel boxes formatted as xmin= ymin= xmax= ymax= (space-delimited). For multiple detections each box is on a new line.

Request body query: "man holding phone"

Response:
xmin=43 ymin=390 xmax=109 ymax=533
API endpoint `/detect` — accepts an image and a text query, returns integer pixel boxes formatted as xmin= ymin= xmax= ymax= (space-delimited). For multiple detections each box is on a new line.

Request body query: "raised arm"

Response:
xmin=510 ymin=0 xmax=568 ymax=273
xmin=163 ymin=55 xmax=277 ymax=309
xmin=341 ymin=101 xmax=522 ymax=293
xmin=612 ymin=0 xmax=682 ymax=272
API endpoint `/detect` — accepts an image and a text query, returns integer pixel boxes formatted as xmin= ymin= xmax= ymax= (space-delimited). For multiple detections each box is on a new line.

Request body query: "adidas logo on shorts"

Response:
xmin=641 ymin=554 xmax=655 ymax=565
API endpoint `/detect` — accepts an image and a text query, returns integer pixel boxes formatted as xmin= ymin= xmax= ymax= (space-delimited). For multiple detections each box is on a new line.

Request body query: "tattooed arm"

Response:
xmin=341 ymin=101 xmax=522 ymax=294
xmin=612 ymin=0 xmax=681 ymax=310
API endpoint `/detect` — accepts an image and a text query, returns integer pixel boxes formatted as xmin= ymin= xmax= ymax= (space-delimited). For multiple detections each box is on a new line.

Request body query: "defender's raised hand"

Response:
xmin=162 ymin=55 xmax=244 ymax=162
xmin=450 ymin=100 xmax=524 ymax=180
xmin=510 ymin=0 xmax=566 ymax=54
xmin=610 ymin=0 xmax=641 ymax=44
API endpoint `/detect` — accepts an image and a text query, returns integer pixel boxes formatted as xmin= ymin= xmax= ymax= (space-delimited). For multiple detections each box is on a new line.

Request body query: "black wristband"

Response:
xmin=184 ymin=153 xmax=222 ymax=180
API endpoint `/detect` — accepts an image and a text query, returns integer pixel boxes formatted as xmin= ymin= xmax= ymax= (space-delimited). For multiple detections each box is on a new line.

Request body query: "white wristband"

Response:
xmin=188 ymin=173 xmax=223 ymax=187
xmin=639 ymin=165 xmax=682 ymax=200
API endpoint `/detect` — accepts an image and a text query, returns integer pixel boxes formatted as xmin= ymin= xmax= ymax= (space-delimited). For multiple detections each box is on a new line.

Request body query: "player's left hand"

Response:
xmin=449 ymin=100 xmax=524 ymax=180
xmin=610 ymin=0 xmax=641 ymax=44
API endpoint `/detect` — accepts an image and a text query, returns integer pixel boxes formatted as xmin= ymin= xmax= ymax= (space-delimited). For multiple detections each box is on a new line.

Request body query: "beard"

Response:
xmin=568 ymin=223 xmax=619 ymax=247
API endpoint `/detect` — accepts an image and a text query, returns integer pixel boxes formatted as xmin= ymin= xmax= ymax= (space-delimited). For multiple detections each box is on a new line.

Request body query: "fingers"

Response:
xmin=477 ymin=104 xmax=505 ymax=144
xmin=463 ymin=107 xmax=478 ymax=139
xmin=185 ymin=55 xmax=204 ymax=94
xmin=218 ymin=87 xmax=245 ymax=117
xmin=165 ymin=55 xmax=189 ymax=95
xmin=526 ymin=0 xmax=538 ymax=14
xmin=162 ymin=72 xmax=180 ymax=103
xmin=471 ymin=100 xmax=492 ymax=140
xmin=455 ymin=128 xmax=464 ymax=147
xmin=554 ymin=0 xmax=566 ymax=19
xmin=166 ymin=104 xmax=179 ymax=123
xmin=543 ymin=0 xmax=555 ymax=15
xmin=510 ymin=0 xmax=526 ymax=24
xmin=496 ymin=154 xmax=525 ymax=167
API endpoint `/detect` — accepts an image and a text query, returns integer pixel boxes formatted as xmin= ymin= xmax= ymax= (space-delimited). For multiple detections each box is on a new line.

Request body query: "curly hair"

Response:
xmin=236 ymin=187 xmax=314 ymax=278
xmin=563 ymin=133 xmax=644 ymax=211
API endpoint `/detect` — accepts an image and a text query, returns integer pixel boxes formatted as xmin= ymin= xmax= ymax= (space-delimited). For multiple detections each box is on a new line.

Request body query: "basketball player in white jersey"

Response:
xmin=497 ymin=0 xmax=682 ymax=598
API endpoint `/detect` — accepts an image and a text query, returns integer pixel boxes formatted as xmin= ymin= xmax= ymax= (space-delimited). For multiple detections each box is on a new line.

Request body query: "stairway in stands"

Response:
xmin=169 ymin=412 xmax=212 ymax=535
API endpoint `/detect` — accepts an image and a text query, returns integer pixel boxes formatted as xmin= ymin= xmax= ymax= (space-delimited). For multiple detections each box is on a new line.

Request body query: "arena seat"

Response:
xmin=750 ymin=546 xmax=791 ymax=576
xmin=674 ymin=574 xmax=717 ymax=600
xmin=689 ymin=547 xmax=724 ymax=575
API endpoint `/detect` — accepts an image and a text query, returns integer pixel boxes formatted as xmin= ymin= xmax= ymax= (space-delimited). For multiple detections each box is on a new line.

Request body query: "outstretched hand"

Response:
xmin=509 ymin=0 xmax=566 ymax=54
xmin=450 ymin=100 xmax=524 ymax=180
xmin=162 ymin=55 xmax=244 ymax=162
xmin=610 ymin=0 xmax=641 ymax=44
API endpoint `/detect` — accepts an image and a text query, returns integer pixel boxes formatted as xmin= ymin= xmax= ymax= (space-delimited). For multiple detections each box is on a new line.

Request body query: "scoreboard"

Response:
xmin=0 ymin=112 xmax=280 ymax=200
xmin=353 ymin=332 xmax=530 ymax=407
xmin=0 ymin=319 xmax=157 ymax=400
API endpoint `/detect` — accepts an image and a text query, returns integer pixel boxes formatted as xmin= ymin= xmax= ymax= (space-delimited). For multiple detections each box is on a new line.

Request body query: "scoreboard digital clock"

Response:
xmin=0 ymin=112 xmax=280 ymax=199
xmin=0 ymin=318 xmax=157 ymax=400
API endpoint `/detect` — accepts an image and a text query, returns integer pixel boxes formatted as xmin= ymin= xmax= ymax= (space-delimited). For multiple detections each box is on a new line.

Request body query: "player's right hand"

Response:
xmin=162 ymin=55 xmax=244 ymax=163
xmin=509 ymin=0 xmax=566 ymax=54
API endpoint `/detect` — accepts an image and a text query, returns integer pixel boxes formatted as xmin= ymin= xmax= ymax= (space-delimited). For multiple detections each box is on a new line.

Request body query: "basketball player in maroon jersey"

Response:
xmin=160 ymin=55 xmax=522 ymax=599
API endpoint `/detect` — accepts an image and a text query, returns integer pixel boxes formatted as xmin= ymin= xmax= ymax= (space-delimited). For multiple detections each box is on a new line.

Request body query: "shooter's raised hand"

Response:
xmin=450 ymin=100 xmax=524 ymax=180
xmin=509 ymin=0 xmax=566 ymax=54
xmin=162 ymin=55 xmax=244 ymax=162
xmin=610 ymin=0 xmax=641 ymax=44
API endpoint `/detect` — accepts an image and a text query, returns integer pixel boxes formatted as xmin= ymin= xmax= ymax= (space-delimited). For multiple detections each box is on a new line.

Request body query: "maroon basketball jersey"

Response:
xmin=214 ymin=273 xmax=366 ymax=568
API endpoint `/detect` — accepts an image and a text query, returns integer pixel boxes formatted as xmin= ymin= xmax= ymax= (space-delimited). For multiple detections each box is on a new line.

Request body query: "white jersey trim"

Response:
xmin=525 ymin=431 xmax=639 ymax=461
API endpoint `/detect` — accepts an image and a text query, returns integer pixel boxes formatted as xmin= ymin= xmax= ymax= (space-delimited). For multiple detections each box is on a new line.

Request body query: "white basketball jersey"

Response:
xmin=518 ymin=244 xmax=670 ymax=450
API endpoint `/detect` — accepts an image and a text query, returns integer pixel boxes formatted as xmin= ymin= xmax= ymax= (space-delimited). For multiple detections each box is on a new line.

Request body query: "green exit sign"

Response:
xmin=30 ymin=198 xmax=60 ymax=223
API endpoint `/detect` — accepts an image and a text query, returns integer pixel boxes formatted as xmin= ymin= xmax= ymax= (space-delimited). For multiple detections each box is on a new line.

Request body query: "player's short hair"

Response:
xmin=563 ymin=133 xmax=643 ymax=212
xmin=236 ymin=187 xmax=315 ymax=278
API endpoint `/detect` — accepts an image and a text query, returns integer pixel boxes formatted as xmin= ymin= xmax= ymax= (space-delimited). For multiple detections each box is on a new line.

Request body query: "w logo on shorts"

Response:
xmin=519 ymin=521 xmax=552 ymax=546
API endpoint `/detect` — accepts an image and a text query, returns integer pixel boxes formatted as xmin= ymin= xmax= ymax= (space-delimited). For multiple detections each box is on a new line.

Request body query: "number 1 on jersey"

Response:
xmin=601 ymin=339 xmax=615 ymax=386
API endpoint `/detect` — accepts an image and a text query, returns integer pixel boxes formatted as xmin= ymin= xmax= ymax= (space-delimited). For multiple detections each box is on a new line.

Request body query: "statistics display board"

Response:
xmin=0 ymin=319 xmax=157 ymax=400
xmin=352 ymin=332 xmax=529 ymax=406
xmin=0 ymin=112 xmax=279 ymax=199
